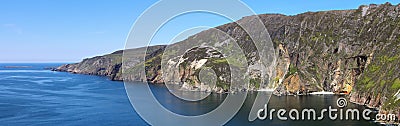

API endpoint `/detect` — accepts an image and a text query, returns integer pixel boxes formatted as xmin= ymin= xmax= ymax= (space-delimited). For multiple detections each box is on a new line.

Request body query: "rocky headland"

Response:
xmin=55 ymin=3 xmax=400 ymax=118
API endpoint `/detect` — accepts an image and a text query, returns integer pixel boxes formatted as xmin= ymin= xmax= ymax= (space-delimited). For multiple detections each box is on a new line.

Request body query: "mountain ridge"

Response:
xmin=55 ymin=3 xmax=400 ymax=116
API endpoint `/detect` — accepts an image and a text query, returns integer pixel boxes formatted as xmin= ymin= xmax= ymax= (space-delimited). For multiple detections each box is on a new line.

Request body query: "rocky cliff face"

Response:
xmin=55 ymin=3 xmax=399 ymax=112
xmin=55 ymin=45 xmax=166 ymax=81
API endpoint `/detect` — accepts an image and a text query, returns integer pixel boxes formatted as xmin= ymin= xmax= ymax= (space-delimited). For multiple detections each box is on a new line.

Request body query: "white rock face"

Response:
xmin=191 ymin=59 xmax=208 ymax=70
xmin=362 ymin=6 xmax=369 ymax=17
xmin=199 ymin=84 xmax=212 ymax=92
xmin=395 ymin=89 xmax=400 ymax=101
xmin=180 ymin=82 xmax=192 ymax=90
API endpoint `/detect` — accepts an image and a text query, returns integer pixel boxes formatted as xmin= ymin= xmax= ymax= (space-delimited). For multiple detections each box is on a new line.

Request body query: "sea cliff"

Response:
xmin=55 ymin=3 xmax=400 ymax=115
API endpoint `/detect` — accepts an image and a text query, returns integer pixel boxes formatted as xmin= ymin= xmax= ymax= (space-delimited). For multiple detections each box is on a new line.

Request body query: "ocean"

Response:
xmin=0 ymin=63 xmax=378 ymax=125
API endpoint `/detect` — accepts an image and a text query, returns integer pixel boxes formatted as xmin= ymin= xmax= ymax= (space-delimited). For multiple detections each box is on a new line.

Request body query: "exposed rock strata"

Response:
xmin=55 ymin=3 xmax=400 ymax=115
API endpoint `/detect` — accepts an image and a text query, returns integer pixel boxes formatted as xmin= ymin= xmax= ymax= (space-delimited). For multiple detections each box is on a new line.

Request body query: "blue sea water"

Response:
xmin=0 ymin=63 xmax=146 ymax=125
xmin=0 ymin=63 xmax=379 ymax=126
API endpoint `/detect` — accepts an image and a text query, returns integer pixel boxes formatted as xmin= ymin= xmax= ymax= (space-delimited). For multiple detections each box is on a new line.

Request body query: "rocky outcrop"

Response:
xmin=55 ymin=3 xmax=400 ymax=112
xmin=54 ymin=45 xmax=166 ymax=81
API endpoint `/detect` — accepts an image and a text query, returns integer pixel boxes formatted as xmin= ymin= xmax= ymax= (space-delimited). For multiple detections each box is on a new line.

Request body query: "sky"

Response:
xmin=0 ymin=0 xmax=399 ymax=63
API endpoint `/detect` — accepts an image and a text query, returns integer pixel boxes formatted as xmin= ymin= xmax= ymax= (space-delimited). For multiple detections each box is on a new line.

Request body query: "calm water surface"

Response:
xmin=0 ymin=63 xmax=378 ymax=126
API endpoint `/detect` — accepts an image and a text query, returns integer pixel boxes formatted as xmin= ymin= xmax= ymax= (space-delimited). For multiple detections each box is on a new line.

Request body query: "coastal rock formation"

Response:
xmin=55 ymin=45 xmax=166 ymax=81
xmin=55 ymin=3 xmax=400 ymax=113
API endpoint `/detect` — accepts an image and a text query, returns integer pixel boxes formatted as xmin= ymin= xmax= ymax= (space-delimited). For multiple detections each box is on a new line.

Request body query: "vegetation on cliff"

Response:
xmin=55 ymin=3 xmax=400 ymax=113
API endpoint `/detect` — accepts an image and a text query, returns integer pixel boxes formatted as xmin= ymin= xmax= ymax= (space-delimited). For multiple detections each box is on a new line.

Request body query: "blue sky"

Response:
xmin=0 ymin=0 xmax=398 ymax=63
